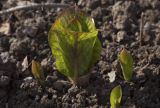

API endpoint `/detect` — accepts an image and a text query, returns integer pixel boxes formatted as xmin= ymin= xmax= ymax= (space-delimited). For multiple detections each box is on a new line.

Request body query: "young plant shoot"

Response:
xmin=119 ymin=48 xmax=133 ymax=82
xmin=31 ymin=60 xmax=45 ymax=86
xmin=48 ymin=8 xmax=101 ymax=84
xmin=110 ymin=85 xmax=122 ymax=108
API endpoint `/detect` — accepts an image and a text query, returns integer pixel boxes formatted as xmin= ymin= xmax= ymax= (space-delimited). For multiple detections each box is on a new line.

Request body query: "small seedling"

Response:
xmin=31 ymin=60 xmax=45 ymax=86
xmin=48 ymin=8 xmax=101 ymax=84
xmin=118 ymin=48 xmax=133 ymax=82
xmin=110 ymin=85 xmax=122 ymax=108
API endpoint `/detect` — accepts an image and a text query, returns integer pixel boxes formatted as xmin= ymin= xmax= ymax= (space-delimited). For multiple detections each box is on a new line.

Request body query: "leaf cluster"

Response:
xmin=48 ymin=8 xmax=101 ymax=83
xmin=110 ymin=85 xmax=122 ymax=108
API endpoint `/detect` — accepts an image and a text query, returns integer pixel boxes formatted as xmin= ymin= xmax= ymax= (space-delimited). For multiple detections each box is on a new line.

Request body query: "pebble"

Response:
xmin=108 ymin=71 xmax=116 ymax=83
xmin=116 ymin=31 xmax=127 ymax=42
xmin=46 ymin=75 xmax=58 ymax=86
xmin=40 ymin=94 xmax=48 ymax=103
xmin=68 ymin=86 xmax=79 ymax=96
xmin=53 ymin=80 xmax=70 ymax=91
xmin=62 ymin=93 xmax=71 ymax=102
xmin=41 ymin=58 xmax=48 ymax=67
xmin=0 ymin=52 xmax=10 ymax=63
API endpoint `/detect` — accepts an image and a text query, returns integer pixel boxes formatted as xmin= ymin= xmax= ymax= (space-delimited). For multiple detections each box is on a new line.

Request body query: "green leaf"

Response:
xmin=110 ymin=85 xmax=122 ymax=108
xmin=48 ymin=8 xmax=101 ymax=83
xmin=52 ymin=8 xmax=96 ymax=32
xmin=119 ymin=48 xmax=133 ymax=82
xmin=31 ymin=60 xmax=45 ymax=86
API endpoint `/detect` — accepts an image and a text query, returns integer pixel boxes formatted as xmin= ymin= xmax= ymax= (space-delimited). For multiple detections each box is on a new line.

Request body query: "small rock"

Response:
xmin=62 ymin=94 xmax=71 ymax=102
xmin=52 ymin=94 xmax=57 ymax=99
xmin=24 ymin=76 xmax=33 ymax=82
xmin=99 ymin=62 xmax=111 ymax=74
xmin=47 ymin=88 xmax=57 ymax=94
xmin=68 ymin=86 xmax=79 ymax=96
xmin=53 ymin=80 xmax=70 ymax=91
xmin=40 ymin=94 xmax=48 ymax=103
xmin=76 ymin=94 xmax=85 ymax=105
xmin=20 ymin=77 xmax=34 ymax=89
xmin=39 ymin=49 xmax=50 ymax=57
xmin=0 ymin=52 xmax=10 ymax=63
xmin=116 ymin=31 xmax=127 ymax=42
xmin=108 ymin=71 xmax=116 ymax=83
xmin=46 ymin=75 xmax=58 ymax=86
xmin=41 ymin=58 xmax=48 ymax=67
xmin=0 ymin=75 xmax=10 ymax=87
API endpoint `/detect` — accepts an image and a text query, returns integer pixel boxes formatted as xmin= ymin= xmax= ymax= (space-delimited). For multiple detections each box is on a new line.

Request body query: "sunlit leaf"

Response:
xmin=48 ymin=8 xmax=101 ymax=83
xmin=31 ymin=60 xmax=45 ymax=86
xmin=110 ymin=85 xmax=122 ymax=108
xmin=119 ymin=48 xmax=133 ymax=82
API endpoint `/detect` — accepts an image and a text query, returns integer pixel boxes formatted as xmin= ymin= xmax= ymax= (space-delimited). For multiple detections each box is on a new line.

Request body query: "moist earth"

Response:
xmin=0 ymin=0 xmax=160 ymax=108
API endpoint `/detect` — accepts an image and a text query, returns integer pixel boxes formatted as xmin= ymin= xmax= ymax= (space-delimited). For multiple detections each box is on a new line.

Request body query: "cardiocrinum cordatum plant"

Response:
xmin=31 ymin=60 xmax=45 ymax=87
xmin=118 ymin=48 xmax=133 ymax=82
xmin=110 ymin=85 xmax=122 ymax=108
xmin=48 ymin=7 xmax=102 ymax=85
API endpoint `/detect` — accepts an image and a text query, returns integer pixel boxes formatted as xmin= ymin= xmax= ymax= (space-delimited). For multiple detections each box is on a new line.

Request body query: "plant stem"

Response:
xmin=73 ymin=33 xmax=79 ymax=85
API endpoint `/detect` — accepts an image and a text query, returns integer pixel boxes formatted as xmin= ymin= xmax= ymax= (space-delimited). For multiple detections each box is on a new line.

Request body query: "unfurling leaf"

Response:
xmin=110 ymin=85 xmax=122 ymax=108
xmin=119 ymin=48 xmax=133 ymax=82
xmin=48 ymin=8 xmax=101 ymax=84
xmin=31 ymin=60 xmax=45 ymax=86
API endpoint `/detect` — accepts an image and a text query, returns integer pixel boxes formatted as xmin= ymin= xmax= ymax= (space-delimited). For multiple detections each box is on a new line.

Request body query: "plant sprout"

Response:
xmin=48 ymin=8 xmax=101 ymax=84
xmin=118 ymin=48 xmax=133 ymax=82
xmin=110 ymin=85 xmax=122 ymax=108
xmin=31 ymin=60 xmax=45 ymax=86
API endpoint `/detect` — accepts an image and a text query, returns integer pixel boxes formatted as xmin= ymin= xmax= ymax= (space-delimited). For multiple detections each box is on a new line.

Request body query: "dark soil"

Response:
xmin=0 ymin=0 xmax=160 ymax=108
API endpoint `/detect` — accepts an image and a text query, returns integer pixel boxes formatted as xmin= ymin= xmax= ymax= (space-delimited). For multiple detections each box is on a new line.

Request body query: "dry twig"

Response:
xmin=0 ymin=3 xmax=69 ymax=15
